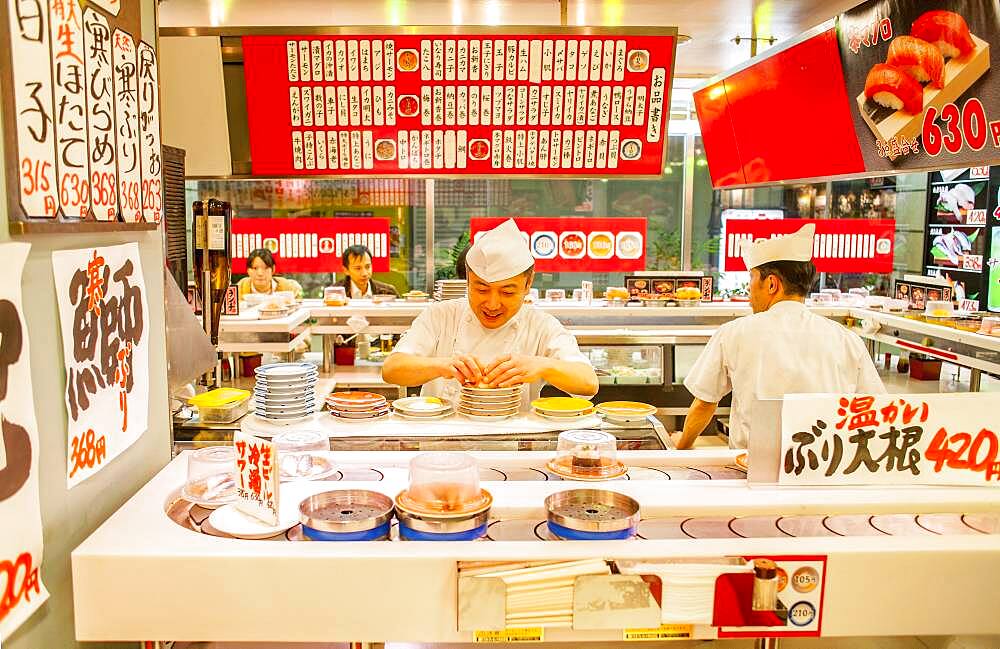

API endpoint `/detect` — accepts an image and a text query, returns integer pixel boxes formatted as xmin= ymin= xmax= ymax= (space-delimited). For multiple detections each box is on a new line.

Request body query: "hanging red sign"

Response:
xmin=723 ymin=218 xmax=896 ymax=273
xmin=242 ymin=29 xmax=677 ymax=178
xmin=470 ymin=217 xmax=647 ymax=272
xmin=229 ymin=217 xmax=390 ymax=274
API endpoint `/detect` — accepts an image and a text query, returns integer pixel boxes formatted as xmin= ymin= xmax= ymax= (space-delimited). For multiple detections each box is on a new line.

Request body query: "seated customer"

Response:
xmin=236 ymin=248 xmax=304 ymax=300
xmin=340 ymin=244 xmax=400 ymax=298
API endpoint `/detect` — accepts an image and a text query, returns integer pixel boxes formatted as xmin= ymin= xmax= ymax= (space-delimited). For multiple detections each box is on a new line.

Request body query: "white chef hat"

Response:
xmin=742 ymin=223 xmax=816 ymax=270
xmin=466 ymin=219 xmax=534 ymax=283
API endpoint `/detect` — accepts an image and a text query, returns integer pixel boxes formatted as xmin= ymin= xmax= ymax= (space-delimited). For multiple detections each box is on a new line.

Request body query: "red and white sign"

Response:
xmin=470 ymin=217 xmax=646 ymax=272
xmin=234 ymin=432 xmax=280 ymax=526
xmin=0 ymin=243 xmax=50 ymax=639
xmin=230 ymin=217 xmax=391 ymax=274
xmin=242 ymin=30 xmax=676 ymax=177
xmin=723 ymin=218 xmax=895 ymax=273
xmin=782 ymin=393 xmax=1000 ymax=487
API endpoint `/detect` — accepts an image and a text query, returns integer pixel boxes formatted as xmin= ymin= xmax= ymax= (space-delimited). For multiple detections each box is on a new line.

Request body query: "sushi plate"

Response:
xmin=531 ymin=397 xmax=594 ymax=414
xmin=392 ymin=396 xmax=451 ymax=414
xmin=392 ymin=410 xmax=455 ymax=421
xmin=255 ymin=362 xmax=318 ymax=378
xmin=857 ymin=33 xmax=990 ymax=156
xmin=533 ymin=409 xmax=596 ymax=422
xmin=255 ymin=413 xmax=313 ymax=425
xmin=459 ymin=410 xmax=518 ymax=422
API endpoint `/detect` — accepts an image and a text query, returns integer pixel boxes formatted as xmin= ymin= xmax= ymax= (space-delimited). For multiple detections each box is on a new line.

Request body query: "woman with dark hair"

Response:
xmin=236 ymin=248 xmax=303 ymax=300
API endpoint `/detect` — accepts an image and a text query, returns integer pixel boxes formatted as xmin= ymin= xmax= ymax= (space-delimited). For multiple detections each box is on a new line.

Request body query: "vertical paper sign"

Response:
xmin=234 ymin=432 xmax=280 ymax=526
xmin=50 ymin=0 xmax=91 ymax=219
xmin=112 ymin=29 xmax=141 ymax=222
xmin=53 ymin=243 xmax=150 ymax=488
xmin=781 ymin=392 xmax=1000 ymax=486
xmin=8 ymin=0 xmax=59 ymax=217
xmin=0 ymin=243 xmax=50 ymax=639
xmin=83 ymin=8 xmax=119 ymax=221
xmin=137 ymin=41 xmax=162 ymax=223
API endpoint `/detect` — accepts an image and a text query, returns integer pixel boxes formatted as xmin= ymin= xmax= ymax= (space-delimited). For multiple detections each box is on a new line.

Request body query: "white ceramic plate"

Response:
xmin=392 ymin=410 xmax=454 ymax=421
xmin=255 ymin=362 xmax=318 ymax=377
xmin=534 ymin=410 xmax=594 ymax=421
xmin=460 ymin=410 xmax=517 ymax=422
xmin=208 ymin=501 xmax=301 ymax=539
xmin=392 ymin=396 xmax=452 ymax=414
xmin=329 ymin=411 xmax=390 ymax=422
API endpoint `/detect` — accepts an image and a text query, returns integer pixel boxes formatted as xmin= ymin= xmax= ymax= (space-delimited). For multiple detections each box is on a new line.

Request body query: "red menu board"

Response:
xmin=230 ymin=217 xmax=390 ymax=274
xmin=723 ymin=218 xmax=896 ymax=273
xmin=470 ymin=217 xmax=647 ymax=272
xmin=242 ymin=29 xmax=677 ymax=177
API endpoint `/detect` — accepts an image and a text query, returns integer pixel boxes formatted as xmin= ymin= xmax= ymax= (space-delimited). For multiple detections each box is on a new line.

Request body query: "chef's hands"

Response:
xmin=438 ymin=354 xmax=487 ymax=384
xmin=482 ymin=354 xmax=550 ymax=388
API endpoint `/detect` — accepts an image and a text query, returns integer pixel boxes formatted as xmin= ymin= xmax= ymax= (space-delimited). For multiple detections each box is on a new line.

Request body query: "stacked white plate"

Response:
xmin=458 ymin=385 xmax=523 ymax=421
xmin=326 ymin=391 xmax=390 ymax=422
xmin=392 ymin=396 xmax=453 ymax=420
xmin=434 ymin=279 xmax=468 ymax=301
xmin=253 ymin=362 xmax=317 ymax=424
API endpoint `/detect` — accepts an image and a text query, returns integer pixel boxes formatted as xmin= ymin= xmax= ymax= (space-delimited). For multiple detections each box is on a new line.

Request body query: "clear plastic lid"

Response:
xmin=809 ymin=292 xmax=834 ymax=304
xmin=547 ymin=430 xmax=626 ymax=480
xmin=273 ymin=430 xmax=330 ymax=480
xmin=397 ymin=452 xmax=488 ymax=515
xmin=182 ymin=446 xmax=238 ymax=506
xmin=848 ymin=287 xmax=870 ymax=297
xmin=605 ymin=286 xmax=629 ymax=300
xmin=545 ymin=289 xmax=566 ymax=300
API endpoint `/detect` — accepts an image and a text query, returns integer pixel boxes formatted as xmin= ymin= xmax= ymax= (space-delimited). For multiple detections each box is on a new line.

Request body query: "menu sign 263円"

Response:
xmin=242 ymin=28 xmax=677 ymax=177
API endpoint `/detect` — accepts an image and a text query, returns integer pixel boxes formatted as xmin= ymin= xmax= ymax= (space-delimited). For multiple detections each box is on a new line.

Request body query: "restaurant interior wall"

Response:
xmin=1 ymin=3 xmax=172 ymax=649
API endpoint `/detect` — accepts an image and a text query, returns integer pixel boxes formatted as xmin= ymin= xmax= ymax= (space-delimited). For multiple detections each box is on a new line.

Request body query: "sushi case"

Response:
xmin=836 ymin=0 xmax=999 ymax=169
xmin=922 ymin=165 xmax=997 ymax=312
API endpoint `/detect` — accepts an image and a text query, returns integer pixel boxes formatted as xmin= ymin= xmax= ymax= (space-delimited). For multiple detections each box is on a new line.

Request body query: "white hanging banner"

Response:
xmin=52 ymin=243 xmax=150 ymax=488
xmin=0 ymin=242 xmax=50 ymax=639
xmin=112 ymin=29 xmax=142 ymax=222
xmin=781 ymin=393 xmax=1000 ymax=487
xmin=83 ymin=7 xmax=120 ymax=222
xmin=50 ymin=0 xmax=92 ymax=219
xmin=137 ymin=41 xmax=163 ymax=223
xmin=7 ymin=0 xmax=59 ymax=217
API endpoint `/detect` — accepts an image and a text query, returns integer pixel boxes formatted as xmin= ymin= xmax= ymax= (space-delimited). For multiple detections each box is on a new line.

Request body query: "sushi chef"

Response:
xmin=674 ymin=224 xmax=886 ymax=450
xmin=383 ymin=219 xmax=598 ymax=405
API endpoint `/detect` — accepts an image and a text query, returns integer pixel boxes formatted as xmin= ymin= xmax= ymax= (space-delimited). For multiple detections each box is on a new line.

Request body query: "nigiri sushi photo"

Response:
xmin=912 ymin=10 xmax=976 ymax=59
xmin=864 ymin=63 xmax=924 ymax=113
xmin=886 ymin=35 xmax=945 ymax=88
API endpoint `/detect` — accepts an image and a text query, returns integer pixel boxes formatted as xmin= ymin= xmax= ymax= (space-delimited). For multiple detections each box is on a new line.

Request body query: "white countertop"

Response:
xmin=72 ymin=450 xmax=1000 ymax=642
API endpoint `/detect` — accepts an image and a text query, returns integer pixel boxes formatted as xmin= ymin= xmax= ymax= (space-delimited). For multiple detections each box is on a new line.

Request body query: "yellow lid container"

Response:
xmin=188 ymin=388 xmax=251 ymax=408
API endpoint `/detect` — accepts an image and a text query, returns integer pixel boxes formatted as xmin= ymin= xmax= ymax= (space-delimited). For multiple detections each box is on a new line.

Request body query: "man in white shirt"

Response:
xmin=382 ymin=219 xmax=598 ymax=407
xmin=675 ymin=224 xmax=886 ymax=449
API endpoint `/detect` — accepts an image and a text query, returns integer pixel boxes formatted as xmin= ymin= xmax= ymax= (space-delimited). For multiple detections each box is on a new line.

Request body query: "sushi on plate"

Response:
xmin=912 ymin=10 xmax=975 ymax=59
xmin=864 ymin=63 xmax=924 ymax=113
xmin=886 ymin=35 xmax=945 ymax=88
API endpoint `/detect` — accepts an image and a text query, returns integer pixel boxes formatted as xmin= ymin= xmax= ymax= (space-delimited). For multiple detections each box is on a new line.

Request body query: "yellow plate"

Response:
xmin=596 ymin=401 xmax=657 ymax=417
xmin=530 ymin=397 xmax=594 ymax=413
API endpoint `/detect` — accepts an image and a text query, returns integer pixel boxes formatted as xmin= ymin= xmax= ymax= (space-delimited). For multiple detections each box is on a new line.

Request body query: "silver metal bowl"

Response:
xmin=299 ymin=490 xmax=394 ymax=533
xmin=545 ymin=489 xmax=640 ymax=533
xmin=395 ymin=507 xmax=490 ymax=533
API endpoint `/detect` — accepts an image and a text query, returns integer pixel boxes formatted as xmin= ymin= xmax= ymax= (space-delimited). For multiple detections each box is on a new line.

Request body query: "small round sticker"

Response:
xmin=792 ymin=566 xmax=819 ymax=593
xmin=788 ymin=601 xmax=816 ymax=627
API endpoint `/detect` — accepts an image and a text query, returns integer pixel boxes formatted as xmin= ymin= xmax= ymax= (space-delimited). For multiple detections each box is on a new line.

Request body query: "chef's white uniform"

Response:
xmin=391 ymin=299 xmax=591 ymax=408
xmin=684 ymin=301 xmax=886 ymax=448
